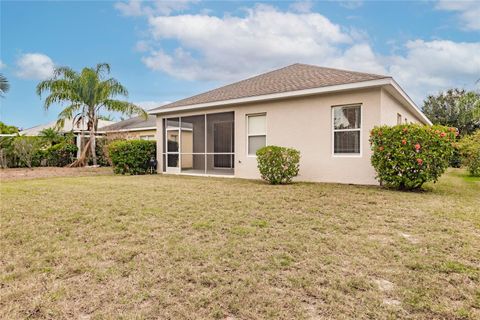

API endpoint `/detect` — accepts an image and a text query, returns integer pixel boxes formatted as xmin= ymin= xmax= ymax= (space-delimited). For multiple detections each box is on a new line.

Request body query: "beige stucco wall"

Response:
xmin=380 ymin=89 xmax=423 ymax=125
xmin=157 ymin=88 xmax=384 ymax=185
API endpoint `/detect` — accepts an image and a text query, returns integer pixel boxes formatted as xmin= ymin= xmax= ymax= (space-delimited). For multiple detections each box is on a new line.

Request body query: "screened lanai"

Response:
xmin=162 ymin=112 xmax=234 ymax=175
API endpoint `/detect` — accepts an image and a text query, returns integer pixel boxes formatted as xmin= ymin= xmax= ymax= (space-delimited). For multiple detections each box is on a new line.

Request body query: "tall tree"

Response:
xmin=0 ymin=73 xmax=9 ymax=97
xmin=422 ymin=89 xmax=480 ymax=135
xmin=37 ymin=63 xmax=146 ymax=166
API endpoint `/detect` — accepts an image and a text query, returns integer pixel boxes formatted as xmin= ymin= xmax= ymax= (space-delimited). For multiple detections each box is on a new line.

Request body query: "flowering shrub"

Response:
xmin=256 ymin=146 xmax=300 ymax=185
xmin=457 ymin=130 xmax=480 ymax=176
xmin=370 ymin=124 xmax=456 ymax=190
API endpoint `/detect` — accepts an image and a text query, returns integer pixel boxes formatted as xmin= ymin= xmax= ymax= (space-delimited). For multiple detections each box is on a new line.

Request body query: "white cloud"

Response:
xmin=115 ymin=0 xmax=197 ymax=17
xmin=436 ymin=0 xmax=480 ymax=31
xmin=115 ymin=0 xmax=144 ymax=16
xmin=0 ymin=60 xmax=6 ymax=70
xmin=135 ymin=40 xmax=151 ymax=52
xmin=290 ymin=1 xmax=314 ymax=13
xmin=387 ymin=40 xmax=480 ymax=102
xmin=123 ymin=3 xmax=479 ymax=104
xmin=143 ymin=4 xmax=358 ymax=81
xmin=16 ymin=53 xmax=55 ymax=80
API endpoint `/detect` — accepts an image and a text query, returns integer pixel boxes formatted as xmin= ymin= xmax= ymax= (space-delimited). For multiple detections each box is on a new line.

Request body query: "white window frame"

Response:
xmin=331 ymin=104 xmax=362 ymax=157
xmin=246 ymin=113 xmax=267 ymax=157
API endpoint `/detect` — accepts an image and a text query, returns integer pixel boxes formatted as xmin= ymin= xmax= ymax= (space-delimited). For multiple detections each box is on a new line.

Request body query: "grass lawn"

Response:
xmin=1 ymin=169 xmax=479 ymax=319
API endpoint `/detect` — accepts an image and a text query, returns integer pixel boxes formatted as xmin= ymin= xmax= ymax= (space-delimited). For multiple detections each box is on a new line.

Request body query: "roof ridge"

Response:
xmin=294 ymin=63 xmax=389 ymax=79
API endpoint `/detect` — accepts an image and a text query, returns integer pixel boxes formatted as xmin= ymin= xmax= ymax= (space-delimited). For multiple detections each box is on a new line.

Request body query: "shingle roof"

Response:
xmin=99 ymin=115 xmax=156 ymax=132
xmin=150 ymin=63 xmax=389 ymax=112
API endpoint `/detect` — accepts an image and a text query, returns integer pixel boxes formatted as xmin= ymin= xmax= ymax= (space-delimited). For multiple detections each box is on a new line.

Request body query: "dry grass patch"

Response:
xmin=1 ymin=169 xmax=479 ymax=319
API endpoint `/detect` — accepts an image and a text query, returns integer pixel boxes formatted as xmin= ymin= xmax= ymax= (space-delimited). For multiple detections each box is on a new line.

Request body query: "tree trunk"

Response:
xmin=68 ymin=139 xmax=91 ymax=167
xmin=90 ymin=127 xmax=97 ymax=166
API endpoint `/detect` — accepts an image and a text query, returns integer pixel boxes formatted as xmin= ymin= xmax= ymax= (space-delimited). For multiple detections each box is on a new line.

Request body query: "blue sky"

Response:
xmin=1 ymin=0 xmax=479 ymax=129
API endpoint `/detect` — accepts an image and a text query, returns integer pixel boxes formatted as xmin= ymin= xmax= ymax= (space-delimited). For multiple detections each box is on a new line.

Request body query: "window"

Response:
xmin=332 ymin=105 xmax=361 ymax=155
xmin=397 ymin=113 xmax=402 ymax=125
xmin=247 ymin=114 xmax=266 ymax=156
xmin=405 ymin=118 xmax=408 ymax=124
xmin=140 ymin=135 xmax=155 ymax=140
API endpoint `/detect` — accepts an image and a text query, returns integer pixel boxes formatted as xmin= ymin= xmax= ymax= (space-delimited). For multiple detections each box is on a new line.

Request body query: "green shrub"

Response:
xmin=108 ymin=139 xmax=156 ymax=175
xmin=11 ymin=136 xmax=43 ymax=168
xmin=457 ymin=130 xmax=480 ymax=176
xmin=256 ymin=146 xmax=300 ymax=185
xmin=370 ymin=124 xmax=457 ymax=190
xmin=44 ymin=143 xmax=78 ymax=167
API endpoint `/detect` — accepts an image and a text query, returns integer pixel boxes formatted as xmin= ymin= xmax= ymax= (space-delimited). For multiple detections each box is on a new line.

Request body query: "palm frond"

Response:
xmin=53 ymin=66 xmax=78 ymax=80
xmin=95 ymin=63 xmax=111 ymax=78
xmin=56 ymin=104 xmax=82 ymax=126
xmin=0 ymin=73 xmax=10 ymax=97
xmin=103 ymin=100 xmax=147 ymax=119
xmin=104 ymin=78 xmax=128 ymax=97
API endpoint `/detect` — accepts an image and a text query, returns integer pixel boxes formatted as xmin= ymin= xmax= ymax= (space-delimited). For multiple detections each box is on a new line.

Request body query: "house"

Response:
xmin=19 ymin=118 xmax=116 ymax=158
xmin=99 ymin=115 xmax=157 ymax=140
xmin=149 ymin=63 xmax=431 ymax=185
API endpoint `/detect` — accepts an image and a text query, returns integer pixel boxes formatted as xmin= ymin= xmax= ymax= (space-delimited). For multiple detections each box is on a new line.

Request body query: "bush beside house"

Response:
xmin=108 ymin=140 xmax=156 ymax=175
xmin=256 ymin=146 xmax=300 ymax=184
xmin=457 ymin=130 xmax=480 ymax=176
xmin=370 ymin=124 xmax=457 ymax=190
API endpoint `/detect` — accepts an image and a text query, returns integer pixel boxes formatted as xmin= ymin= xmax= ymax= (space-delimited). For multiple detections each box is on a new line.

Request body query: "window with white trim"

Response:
xmin=333 ymin=105 xmax=361 ymax=154
xmin=247 ymin=114 xmax=266 ymax=156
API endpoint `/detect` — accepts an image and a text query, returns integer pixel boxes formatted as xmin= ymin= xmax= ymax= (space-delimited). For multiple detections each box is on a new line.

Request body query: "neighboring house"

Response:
xmin=149 ymin=63 xmax=431 ymax=185
xmin=99 ymin=115 xmax=157 ymax=140
xmin=20 ymin=118 xmax=116 ymax=157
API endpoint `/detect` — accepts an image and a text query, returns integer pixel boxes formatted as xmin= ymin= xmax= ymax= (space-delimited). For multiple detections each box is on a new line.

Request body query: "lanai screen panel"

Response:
xmin=162 ymin=111 xmax=234 ymax=175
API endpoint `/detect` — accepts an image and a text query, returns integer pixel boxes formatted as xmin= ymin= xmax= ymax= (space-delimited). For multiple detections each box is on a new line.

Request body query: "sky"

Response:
xmin=1 ymin=0 xmax=479 ymax=129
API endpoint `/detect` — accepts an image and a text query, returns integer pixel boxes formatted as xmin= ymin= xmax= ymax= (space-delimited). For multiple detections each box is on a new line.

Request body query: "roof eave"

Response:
xmin=386 ymin=79 xmax=432 ymax=125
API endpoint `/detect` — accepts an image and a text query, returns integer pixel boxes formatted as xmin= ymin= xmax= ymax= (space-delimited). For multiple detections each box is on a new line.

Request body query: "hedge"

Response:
xmin=108 ymin=139 xmax=156 ymax=175
xmin=256 ymin=146 xmax=300 ymax=184
xmin=370 ymin=124 xmax=457 ymax=190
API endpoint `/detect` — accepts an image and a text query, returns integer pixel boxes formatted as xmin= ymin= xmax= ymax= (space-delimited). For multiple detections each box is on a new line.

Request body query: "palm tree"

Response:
xmin=0 ymin=73 xmax=9 ymax=97
xmin=38 ymin=128 xmax=63 ymax=146
xmin=37 ymin=63 xmax=146 ymax=166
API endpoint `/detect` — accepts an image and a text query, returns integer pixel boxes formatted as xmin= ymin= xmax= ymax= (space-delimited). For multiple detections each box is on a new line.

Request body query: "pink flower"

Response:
xmin=440 ymin=132 xmax=446 ymax=138
xmin=417 ymin=158 xmax=423 ymax=165
xmin=402 ymin=139 xmax=407 ymax=145
xmin=378 ymin=146 xmax=384 ymax=151
xmin=415 ymin=143 xmax=421 ymax=150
